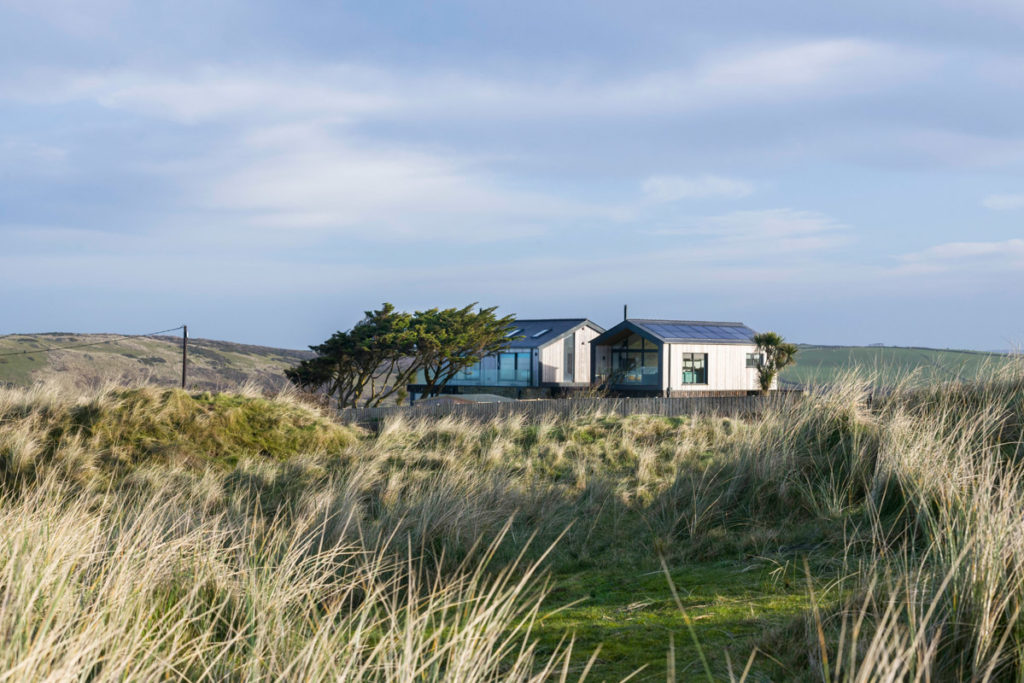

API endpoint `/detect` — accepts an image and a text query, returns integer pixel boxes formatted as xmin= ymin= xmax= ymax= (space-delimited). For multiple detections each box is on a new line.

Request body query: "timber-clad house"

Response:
xmin=590 ymin=319 xmax=770 ymax=396
xmin=406 ymin=319 xmax=605 ymax=400
xmin=406 ymin=315 xmax=772 ymax=400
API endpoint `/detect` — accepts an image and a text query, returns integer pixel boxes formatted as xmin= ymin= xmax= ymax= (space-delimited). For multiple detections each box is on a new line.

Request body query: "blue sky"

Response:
xmin=2 ymin=0 xmax=1023 ymax=350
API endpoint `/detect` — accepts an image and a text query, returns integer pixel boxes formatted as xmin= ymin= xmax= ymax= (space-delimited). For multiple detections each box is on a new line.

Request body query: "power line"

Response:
xmin=0 ymin=326 xmax=186 ymax=358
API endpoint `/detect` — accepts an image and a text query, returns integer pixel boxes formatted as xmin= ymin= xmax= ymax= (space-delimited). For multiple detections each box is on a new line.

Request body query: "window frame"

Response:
xmin=680 ymin=352 xmax=708 ymax=385
xmin=498 ymin=350 xmax=531 ymax=384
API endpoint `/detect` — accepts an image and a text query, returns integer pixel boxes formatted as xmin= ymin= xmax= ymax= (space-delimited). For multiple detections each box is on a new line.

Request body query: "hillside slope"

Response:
xmin=0 ymin=333 xmax=311 ymax=391
xmin=782 ymin=344 xmax=1013 ymax=386
xmin=3 ymin=334 xmax=1013 ymax=394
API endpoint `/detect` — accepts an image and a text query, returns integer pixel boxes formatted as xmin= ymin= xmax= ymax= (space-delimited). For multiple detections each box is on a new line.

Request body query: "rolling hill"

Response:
xmin=2 ymin=333 xmax=1015 ymax=394
xmin=0 ymin=333 xmax=312 ymax=391
xmin=781 ymin=344 xmax=1015 ymax=387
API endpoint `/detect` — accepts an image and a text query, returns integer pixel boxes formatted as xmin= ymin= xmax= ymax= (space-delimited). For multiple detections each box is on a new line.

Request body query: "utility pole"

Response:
xmin=181 ymin=325 xmax=188 ymax=389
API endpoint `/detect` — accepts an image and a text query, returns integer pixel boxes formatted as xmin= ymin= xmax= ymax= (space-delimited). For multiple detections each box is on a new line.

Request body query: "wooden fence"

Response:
xmin=337 ymin=393 xmax=803 ymax=426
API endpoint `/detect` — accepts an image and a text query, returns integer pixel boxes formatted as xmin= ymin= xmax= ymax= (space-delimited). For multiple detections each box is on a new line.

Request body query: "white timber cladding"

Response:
xmin=574 ymin=326 xmax=600 ymax=383
xmin=540 ymin=342 xmax=561 ymax=383
xmin=663 ymin=342 xmax=768 ymax=392
xmin=539 ymin=324 xmax=602 ymax=384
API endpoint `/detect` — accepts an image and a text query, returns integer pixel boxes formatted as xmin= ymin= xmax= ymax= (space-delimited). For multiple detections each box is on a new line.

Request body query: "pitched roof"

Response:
xmin=593 ymin=319 xmax=757 ymax=345
xmin=505 ymin=319 xmax=604 ymax=348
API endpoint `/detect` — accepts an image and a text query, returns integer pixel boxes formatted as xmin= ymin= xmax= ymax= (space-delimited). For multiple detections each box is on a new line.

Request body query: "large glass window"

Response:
xmin=610 ymin=334 xmax=659 ymax=385
xmin=746 ymin=353 xmax=762 ymax=369
xmin=459 ymin=361 xmax=481 ymax=380
xmin=498 ymin=351 xmax=531 ymax=384
xmin=681 ymin=353 xmax=708 ymax=384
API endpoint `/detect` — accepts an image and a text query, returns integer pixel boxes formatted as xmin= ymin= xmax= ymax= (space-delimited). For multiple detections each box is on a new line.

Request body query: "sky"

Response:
xmin=1 ymin=0 xmax=1023 ymax=350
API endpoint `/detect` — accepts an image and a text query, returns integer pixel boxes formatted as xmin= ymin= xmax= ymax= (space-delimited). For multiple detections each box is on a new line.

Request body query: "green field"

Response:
xmin=782 ymin=344 xmax=1012 ymax=387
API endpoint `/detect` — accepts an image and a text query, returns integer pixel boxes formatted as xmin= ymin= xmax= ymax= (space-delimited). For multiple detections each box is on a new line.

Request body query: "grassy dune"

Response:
xmin=1 ymin=366 xmax=1024 ymax=680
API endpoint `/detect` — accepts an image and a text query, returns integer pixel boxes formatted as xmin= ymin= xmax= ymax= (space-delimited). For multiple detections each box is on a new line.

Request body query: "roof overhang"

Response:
xmin=590 ymin=320 xmax=663 ymax=347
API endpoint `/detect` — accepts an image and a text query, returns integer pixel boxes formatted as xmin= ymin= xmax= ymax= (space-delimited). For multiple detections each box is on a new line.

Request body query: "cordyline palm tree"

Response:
xmin=753 ymin=331 xmax=798 ymax=395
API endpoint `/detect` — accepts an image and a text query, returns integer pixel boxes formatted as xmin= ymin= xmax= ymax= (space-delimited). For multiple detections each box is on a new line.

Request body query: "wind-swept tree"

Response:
xmin=753 ymin=331 xmax=798 ymax=395
xmin=286 ymin=303 xmax=419 ymax=408
xmin=414 ymin=304 xmax=520 ymax=397
xmin=288 ymin=302 xmax=518 ymax=407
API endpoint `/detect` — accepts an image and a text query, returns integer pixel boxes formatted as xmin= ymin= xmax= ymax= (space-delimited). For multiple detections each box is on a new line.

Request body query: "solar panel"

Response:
xmin=634 ymin=321 xmax=757 ymax=342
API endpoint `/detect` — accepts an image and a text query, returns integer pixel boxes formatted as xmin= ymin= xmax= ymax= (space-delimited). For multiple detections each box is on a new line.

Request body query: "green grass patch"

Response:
xmin=535 ymin=559 xmax=822 ymax=681
xmin=0 ymin=352 xmax=47 ymax=385
xmin=783 ymin=344 xmax=1012 ymax=387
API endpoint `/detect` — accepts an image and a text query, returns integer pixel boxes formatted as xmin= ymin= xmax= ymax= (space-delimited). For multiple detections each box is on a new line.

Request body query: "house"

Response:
xmin=407 ymin=318 xmax=605 ymax=400
xmin=590 ymin=319 xmax=768 ymax=396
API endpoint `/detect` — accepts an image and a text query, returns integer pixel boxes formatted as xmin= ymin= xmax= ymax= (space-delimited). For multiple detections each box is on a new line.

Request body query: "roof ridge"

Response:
xmin=513 ymin=318 xmax=591 ymax=322
xmin=630 ymin=319 xmax=747 ymax=326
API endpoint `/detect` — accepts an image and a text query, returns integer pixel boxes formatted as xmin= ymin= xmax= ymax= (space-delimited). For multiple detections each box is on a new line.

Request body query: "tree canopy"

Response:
xmin=285 ymin=303 xmax=419 ymax=408
xmin=415 ymin=304 xmax=519 ymax=397
xmin=286 ymin=303 xmax=518 ymax=408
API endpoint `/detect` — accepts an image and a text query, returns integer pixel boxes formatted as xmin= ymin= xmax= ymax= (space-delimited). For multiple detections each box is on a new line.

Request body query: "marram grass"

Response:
xmin=0 ymin=363 xmax=1022 ymax=680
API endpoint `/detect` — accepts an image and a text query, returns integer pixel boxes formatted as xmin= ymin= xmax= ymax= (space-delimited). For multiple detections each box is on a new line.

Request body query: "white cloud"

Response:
xmin=192 ymin=123 xmax=609 ymax=240
xmin=693 ymin=39 xmax=930 ymax=95
xmin=0 ymin=39 xmax=938 ymax=248
xmin=648 ymin=208 xmax=847 ymax=248
xmin=1 ymin=39 xmax=933 ymax=123
xmin=642 ymin=174 xmax=753 ymax=202
xmin=896 ymin=238 xmax=1024 ymax=276
xmin=88 ymin=67 xmax=394 ymax=125
xmin=903 ymin=238 xmax=1024 ymax=261
xmin=982 ymin=193 xmax=1024 ymax=210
